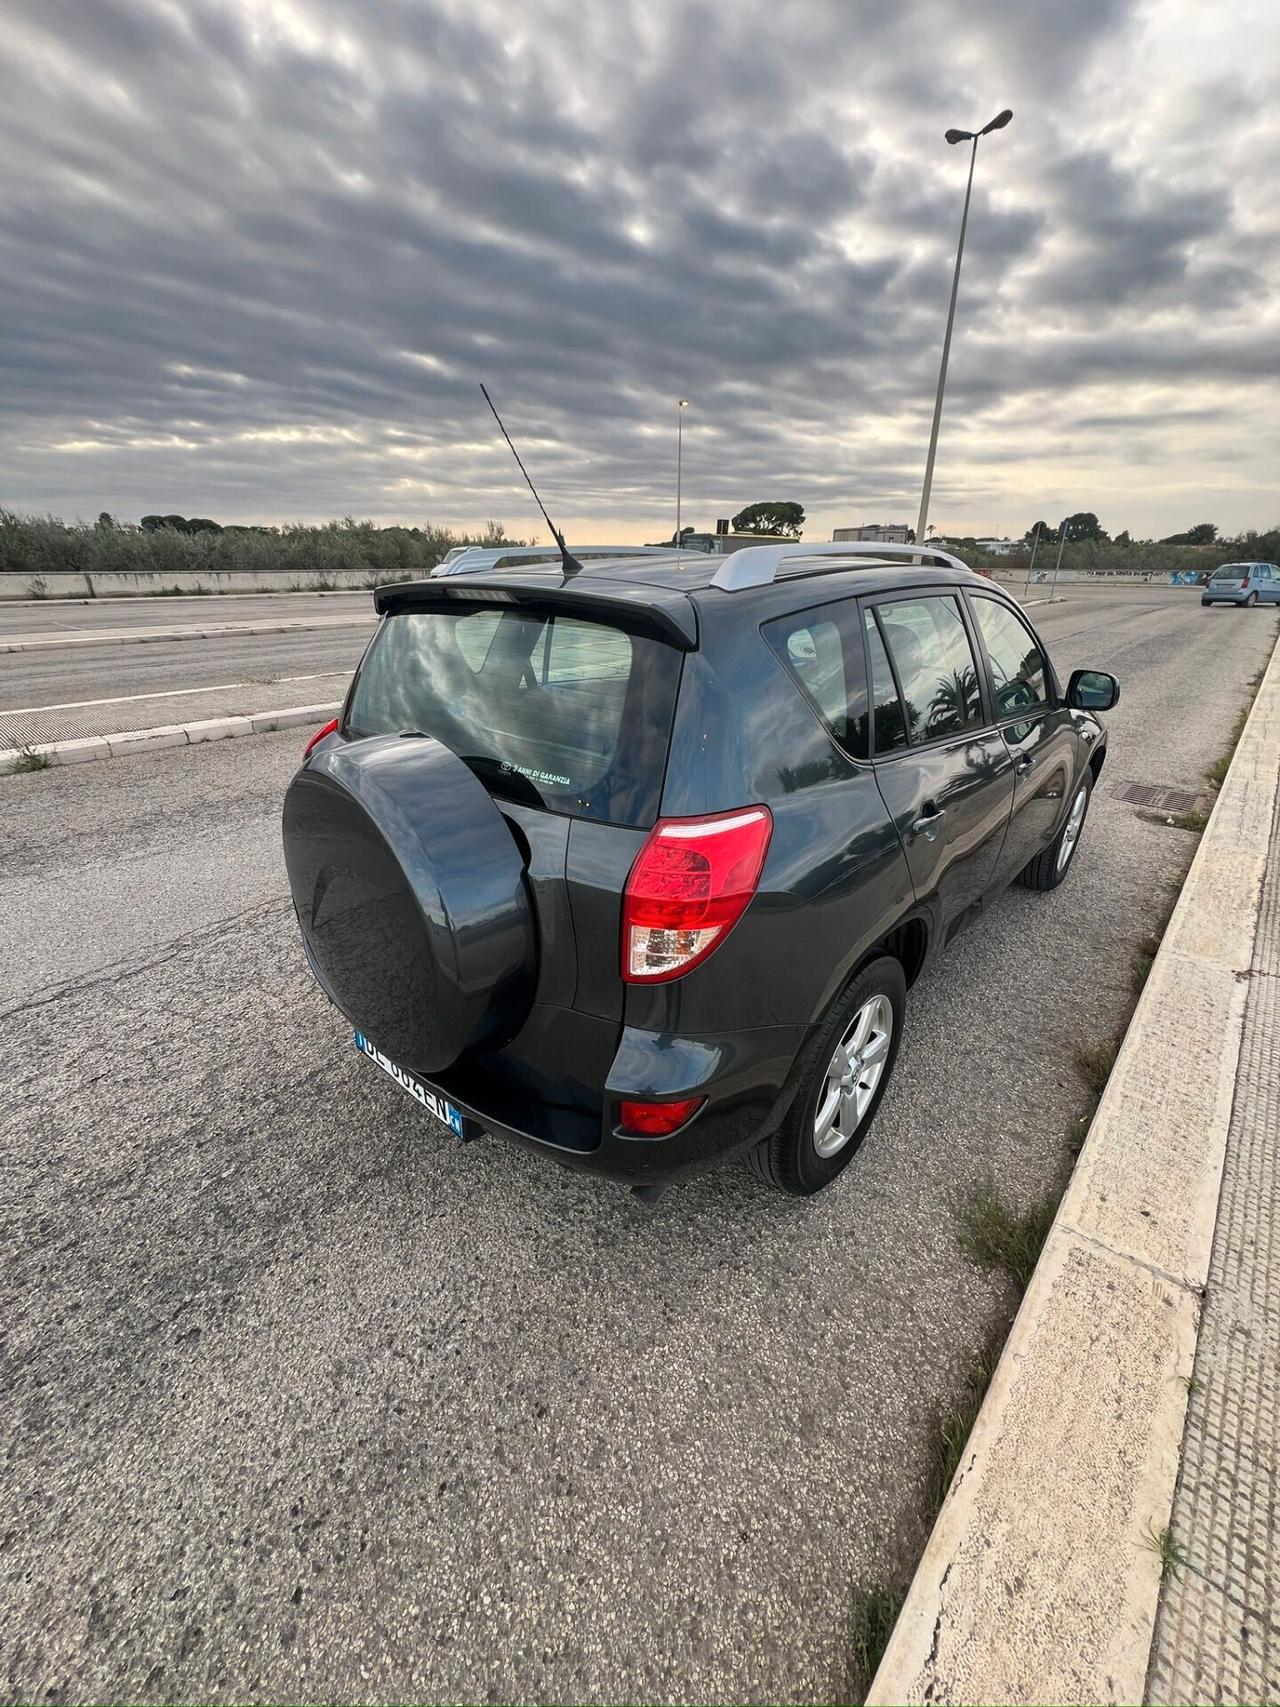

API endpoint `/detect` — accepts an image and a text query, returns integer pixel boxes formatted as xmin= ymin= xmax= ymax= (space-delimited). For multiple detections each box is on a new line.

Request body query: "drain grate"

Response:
xmin=1117 ymin=780 xmax=1208 ymax=815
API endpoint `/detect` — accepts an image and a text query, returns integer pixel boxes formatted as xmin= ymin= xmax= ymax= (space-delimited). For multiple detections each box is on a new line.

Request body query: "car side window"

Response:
xmin=876 ymin=596 xmax=985 ymax=743
xmin=763 ymin=602 xmax=868 ymax=754
xmin=857 ymin=609 xmax=908 ymax=754
xmin=970 ymin=596 xmax=1049 ymax=717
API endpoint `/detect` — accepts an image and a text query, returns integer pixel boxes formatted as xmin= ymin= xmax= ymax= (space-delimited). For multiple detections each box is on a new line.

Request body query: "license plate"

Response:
xmin=353 ymin=1030 xmax=465 ymax=1136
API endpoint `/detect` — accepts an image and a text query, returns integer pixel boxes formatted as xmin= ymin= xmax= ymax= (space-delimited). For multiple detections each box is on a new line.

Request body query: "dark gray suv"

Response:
xmin=282 ymin=544 xmax=1118 ymax=1196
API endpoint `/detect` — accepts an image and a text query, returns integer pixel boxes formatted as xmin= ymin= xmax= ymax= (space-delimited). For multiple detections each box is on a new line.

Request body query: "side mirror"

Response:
xmin=1067 ymin=668 xmax=1120 ymax=711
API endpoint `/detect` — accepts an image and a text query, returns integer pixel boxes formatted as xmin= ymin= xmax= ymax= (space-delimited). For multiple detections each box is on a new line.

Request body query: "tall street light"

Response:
xmin=676 ymin=399 xmax=690 ymax=546
xmin=915 ymin=108 xmax=1013 ymax=549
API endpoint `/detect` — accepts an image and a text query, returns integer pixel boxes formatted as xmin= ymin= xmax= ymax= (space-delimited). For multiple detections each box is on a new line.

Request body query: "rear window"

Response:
xmin=1212 ymin=565 xmax=1248 ymax=580
xmin=346 ymin=604 xmax=681 ymax=826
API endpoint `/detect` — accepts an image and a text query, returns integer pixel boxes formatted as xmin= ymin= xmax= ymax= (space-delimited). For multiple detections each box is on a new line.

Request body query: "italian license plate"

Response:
xmin=353 ymin=1029 xmax=465 ymax=1137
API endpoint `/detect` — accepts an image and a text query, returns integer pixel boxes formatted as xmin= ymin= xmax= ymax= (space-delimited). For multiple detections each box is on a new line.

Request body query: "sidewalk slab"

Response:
xmin=1146 ymin=785 xmax=1280 ymax=1705
xmin=869 ymin=633 xmax=1280 ymax=1707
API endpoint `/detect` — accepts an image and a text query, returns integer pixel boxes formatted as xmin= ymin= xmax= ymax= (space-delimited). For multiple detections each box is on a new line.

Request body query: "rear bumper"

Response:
xmin=425 ymin=1018 xmax=811 ymax=1185
xmin=1201 ymin=593 xmax=1247 ymax=604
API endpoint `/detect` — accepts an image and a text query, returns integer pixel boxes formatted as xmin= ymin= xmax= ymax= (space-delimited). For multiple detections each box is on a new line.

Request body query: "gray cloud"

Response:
xmin=1 ymin=0 xmax=1278 ymax=539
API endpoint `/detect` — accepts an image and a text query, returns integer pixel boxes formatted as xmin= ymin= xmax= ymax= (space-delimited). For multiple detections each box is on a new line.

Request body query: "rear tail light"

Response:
xmin=303 ymin=717 xmax=339 ymax=759
xmin=617 ymin=1096 xmax=705 ymax=1136
xmin=622 ymin=806 xmax=773 ymax=982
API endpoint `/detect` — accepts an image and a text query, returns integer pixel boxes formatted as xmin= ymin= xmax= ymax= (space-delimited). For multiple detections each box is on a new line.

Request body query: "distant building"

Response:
xmin=833 ymin=523 xmax=913 ymax=544
xmin=973 ymin=537 xmax=1018 ymax=556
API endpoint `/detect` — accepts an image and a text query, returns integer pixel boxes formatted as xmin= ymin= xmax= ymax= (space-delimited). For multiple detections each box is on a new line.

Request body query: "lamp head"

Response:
xmin=981 ymin=108 xmax=1013 ymax=134
xmin=945 ymin=128 xmax=974 ymax=145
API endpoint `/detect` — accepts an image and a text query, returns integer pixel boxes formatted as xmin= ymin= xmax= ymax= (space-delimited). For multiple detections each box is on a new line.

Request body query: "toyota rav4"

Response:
xmin=282 ymin=543 xmax=1118 ymax=1196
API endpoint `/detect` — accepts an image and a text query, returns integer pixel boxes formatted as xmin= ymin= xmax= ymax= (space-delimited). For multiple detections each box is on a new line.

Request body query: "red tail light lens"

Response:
xmin=617 ymin=1096 xmax=706 ymax=1136
xmin=303 ymin=717 xmax=339 ymax=759
xmin=622 ymin=806 xmax=773 ymax=982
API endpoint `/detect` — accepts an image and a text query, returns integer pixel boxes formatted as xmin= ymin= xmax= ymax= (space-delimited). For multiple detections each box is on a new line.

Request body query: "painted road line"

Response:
xmin=2 ymin=673 xmax=344 ymax=717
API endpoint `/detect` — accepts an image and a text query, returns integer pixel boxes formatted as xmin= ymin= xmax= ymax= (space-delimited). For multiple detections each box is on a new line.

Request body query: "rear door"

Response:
xmin=863 ymin=592 xmax=1015 ymax=939
xmin=966 ymin=591 xmax=1081 ymax=891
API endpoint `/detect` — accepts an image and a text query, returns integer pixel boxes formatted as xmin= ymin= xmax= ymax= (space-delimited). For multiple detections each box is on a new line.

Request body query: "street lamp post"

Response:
xmin=676 ymin=399 xmax=689 ymax=547
xmin=1024 ymin=520 xmax=1042 ymax=591
xmin=915 ymin=109 xmax=1013 ymax=550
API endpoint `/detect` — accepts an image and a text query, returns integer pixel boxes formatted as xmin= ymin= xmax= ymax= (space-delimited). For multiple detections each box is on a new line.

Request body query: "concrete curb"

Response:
xmin=0 ymin=702 xmax=340 ymax=775
xmin=0 ymin=590 xmax=371 ymax=608
xmin=1 ymin=615 xmax=373 ymax=653
xmin=868 ymin=634 xmax=1280 ymax=1707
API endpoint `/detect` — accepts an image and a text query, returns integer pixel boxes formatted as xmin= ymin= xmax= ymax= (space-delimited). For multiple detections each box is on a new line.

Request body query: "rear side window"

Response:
xmin=763 ymin=600 xmax=867 ymax=754
xmin=876 ymin=596 xmax=985 ymax=743
xmin=347 ymin=605 xmax=681 ymax=826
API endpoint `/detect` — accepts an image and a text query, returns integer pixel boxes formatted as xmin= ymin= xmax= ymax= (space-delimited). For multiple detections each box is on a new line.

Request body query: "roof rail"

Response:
xmin=709 ymin=540 xmax=972 ymax=591
xmin=431 ymin=544 xmax=669 ymax=578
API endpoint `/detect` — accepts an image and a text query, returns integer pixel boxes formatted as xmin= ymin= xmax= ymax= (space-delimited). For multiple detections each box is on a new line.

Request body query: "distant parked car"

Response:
xmin=1201 ymin=563 xmax=1280 ymax=607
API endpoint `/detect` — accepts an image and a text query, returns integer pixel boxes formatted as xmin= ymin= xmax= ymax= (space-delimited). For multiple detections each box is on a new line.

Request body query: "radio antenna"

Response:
xmin=480 ymin=384 xmax=583 ymax=576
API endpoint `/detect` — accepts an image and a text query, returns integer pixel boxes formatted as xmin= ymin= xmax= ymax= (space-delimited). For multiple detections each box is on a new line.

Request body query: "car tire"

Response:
xmin=1246 ymin=592 xmax=1259 ymax=607
xmin=747 ymin=955 xmax=906 ymax=1197
xmin=1016 ymin=768 xmax=1093 ymax=892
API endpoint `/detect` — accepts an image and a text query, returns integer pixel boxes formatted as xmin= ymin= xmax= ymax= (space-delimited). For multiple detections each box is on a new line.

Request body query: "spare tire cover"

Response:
xmin=282 ymin=734 xmax=536 ymax=1075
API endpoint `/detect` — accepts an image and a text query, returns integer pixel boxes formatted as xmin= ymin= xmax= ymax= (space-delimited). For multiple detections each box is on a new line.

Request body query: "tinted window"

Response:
xmin=971 ymin=597 xmax=1049 ymax=717
xmin=877 ymin=597 xmax=985 ymax=743
xmin=347 ymin=605 xmax=681 ymax=826
xmin=764 ymin=602 xmax=867 ymax=753
xmin=860 ymin=609 xmax=908 ymax=753
xmin=1212 ymin=565 xmax=1248 ymax=581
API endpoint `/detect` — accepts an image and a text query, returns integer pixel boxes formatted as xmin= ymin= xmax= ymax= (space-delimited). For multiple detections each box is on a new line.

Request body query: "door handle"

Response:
xmin=910 ymin=808 xmax=947 ymax=842
xmin=1014 ymin=753 xmax=1036 ymax=775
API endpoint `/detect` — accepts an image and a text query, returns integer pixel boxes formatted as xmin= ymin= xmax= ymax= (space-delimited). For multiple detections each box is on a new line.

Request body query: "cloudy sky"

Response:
xmin=2 ymin=0 xmax=1278 ymax=543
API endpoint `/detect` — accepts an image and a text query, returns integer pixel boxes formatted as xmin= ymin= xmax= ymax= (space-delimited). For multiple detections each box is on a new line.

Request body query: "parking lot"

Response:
xmin=2 ymin=587 xmax=1276 ymax=1704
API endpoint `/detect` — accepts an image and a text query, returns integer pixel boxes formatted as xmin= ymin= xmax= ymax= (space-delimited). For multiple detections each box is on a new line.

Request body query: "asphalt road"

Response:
xmin=0 ymin=631 xmax=371 ymax=715
xmin=2 ymin=591 xmax=1275 ymax=1704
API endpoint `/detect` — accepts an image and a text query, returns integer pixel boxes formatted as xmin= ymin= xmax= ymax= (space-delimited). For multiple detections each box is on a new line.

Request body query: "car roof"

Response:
xmin=394 ymin=548 xmax=983 ymax=596
xmin=375 ymin=550 xmax=996 ymax=646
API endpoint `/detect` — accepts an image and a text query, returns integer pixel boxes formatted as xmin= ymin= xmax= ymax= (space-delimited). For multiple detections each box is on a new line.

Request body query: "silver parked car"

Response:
xmin=1201 ymin=562 xmax=1280 ymax=607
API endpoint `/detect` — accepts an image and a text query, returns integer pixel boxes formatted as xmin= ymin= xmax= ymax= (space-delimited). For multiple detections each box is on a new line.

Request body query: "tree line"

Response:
xmin=0 ymin=511 xmax=527 ymax=583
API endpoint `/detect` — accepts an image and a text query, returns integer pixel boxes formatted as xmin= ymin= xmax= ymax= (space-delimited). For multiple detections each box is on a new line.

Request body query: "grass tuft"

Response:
xmin=1207 ymin=704 xmax=1251 ymax=791
xmin=849 ymin=1583 xmax=905 ymax=1699
xmin=1074 ymin=1037 xmax=1118 ymax=1097
xmin=927 ymin=1336 xmax=1001 ymax=1513
xmin=1143 ymin=1522 xmax=1191 ymax=1583
xmin=959 ymin=1187 xmax=1057 ymax=1295
xmin=13 ymin=745 xmax=52 ymax=773
xmin=1167 ymin=808 xmax=1209 ymax=833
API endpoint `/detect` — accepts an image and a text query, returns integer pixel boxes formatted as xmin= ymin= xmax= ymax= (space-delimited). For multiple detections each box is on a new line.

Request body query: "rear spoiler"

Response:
xmin=373 ymin=575 xmax=698 ymax=649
